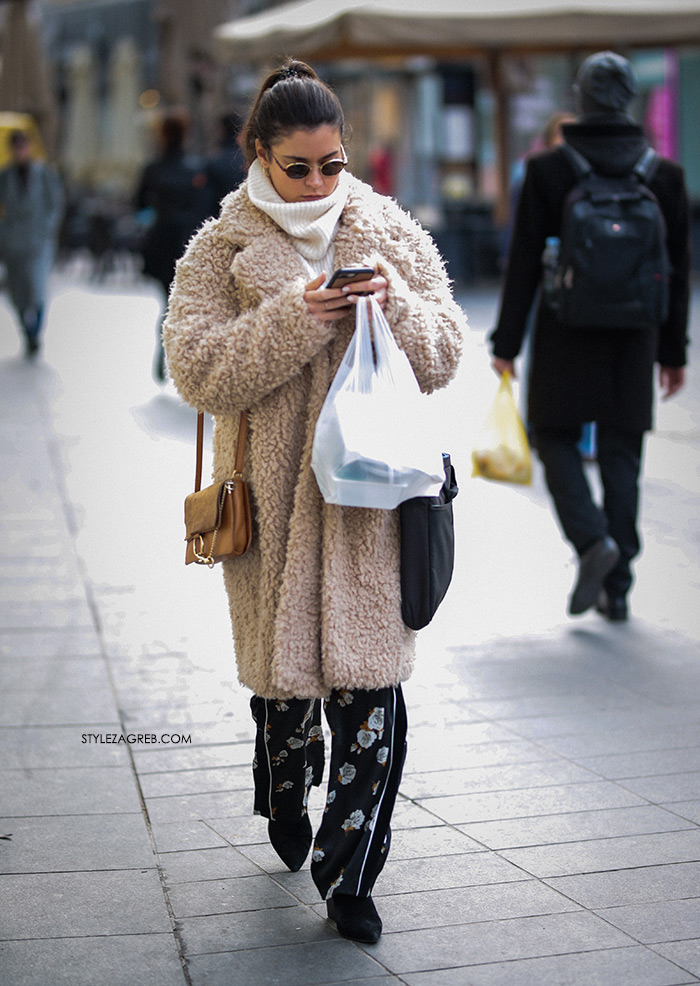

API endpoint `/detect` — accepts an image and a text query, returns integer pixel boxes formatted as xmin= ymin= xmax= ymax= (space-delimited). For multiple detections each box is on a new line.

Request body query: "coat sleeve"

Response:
xmin=490 ymin=156 xmax=551 ymax=361
xmin=42 ymin=166 xmax=64 ymax=240
xmin=654 ymin=160 xmax=690 ymax=367
xmin=162 ymin=221 xmax=336 ymax=416
xmin=366 ymin=202 xmax=466 ymax=394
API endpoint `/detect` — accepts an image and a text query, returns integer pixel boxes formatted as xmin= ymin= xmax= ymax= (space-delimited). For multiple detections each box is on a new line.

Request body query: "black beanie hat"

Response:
xmin=574 ymin=51 xmax=638 ymax=115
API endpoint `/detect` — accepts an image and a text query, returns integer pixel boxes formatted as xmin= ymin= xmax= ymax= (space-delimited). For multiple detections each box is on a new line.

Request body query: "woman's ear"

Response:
xmin=255 ymin=139 xmax=270 ymax=174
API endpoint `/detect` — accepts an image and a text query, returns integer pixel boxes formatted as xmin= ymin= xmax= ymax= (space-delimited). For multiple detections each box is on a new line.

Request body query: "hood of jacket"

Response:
xmin=561 ymin=119 xmax=649 ymax=177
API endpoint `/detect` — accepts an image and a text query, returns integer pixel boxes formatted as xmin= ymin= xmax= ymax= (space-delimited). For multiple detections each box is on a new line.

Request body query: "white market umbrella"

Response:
xmin=214 ymin=0 xmax=700 ymax=61
xmin=62 ymin=44 xmax=101 ymax=186
xmin=102 ymin=37 xmax=144 ymax=194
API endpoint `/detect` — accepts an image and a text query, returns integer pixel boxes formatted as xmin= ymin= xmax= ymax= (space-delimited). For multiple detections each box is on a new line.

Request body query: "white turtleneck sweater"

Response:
xmin=246 ymin=159 xmax=350 ymax=279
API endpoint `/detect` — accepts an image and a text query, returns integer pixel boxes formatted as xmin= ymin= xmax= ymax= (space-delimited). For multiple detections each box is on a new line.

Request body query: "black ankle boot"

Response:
xmin=596 ymin=591 xmax=629 ymax=622
xmin=327 ymin=893 xmax=382 ymax=943
xmin=267 ymin=815 xmax=312 ymax=872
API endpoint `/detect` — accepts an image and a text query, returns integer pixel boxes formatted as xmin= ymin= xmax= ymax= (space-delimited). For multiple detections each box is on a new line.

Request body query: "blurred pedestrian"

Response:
xmin=503 ymin=111 xmax=577 ymax=431
xmin=135 ymin=111 xmax=209 ymax=381
xmin=0 ymin=129 xmax=63 ymax=358
xmin=491 ymin=51 xmax=690 ymax=622
xmin=204 ymin=111 xmax=246 ymax=216
xmin=163 ymin=58 xmax=464 ymax=943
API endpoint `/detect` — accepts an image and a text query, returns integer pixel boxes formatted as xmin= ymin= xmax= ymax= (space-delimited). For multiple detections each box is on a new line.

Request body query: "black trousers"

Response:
xmin=534 ymin=425 xmax=644 ymax=597
xmin=250 ymin=685 xmax=407 ymax=901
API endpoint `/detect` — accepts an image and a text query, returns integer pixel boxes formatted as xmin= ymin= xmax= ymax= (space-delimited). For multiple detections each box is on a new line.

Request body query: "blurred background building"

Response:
xmin=1 ymin=0 xmax=699 ymax=283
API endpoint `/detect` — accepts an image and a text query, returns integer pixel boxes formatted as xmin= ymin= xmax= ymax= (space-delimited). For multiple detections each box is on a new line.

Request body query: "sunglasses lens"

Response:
xmin=320 ymin=160 xmax=345 ymax=176
xmin=285 ymin=163 xmax=310 ymax=179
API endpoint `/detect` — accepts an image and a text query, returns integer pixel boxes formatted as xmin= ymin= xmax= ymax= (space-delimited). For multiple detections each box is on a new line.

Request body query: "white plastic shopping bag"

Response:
xmin=311 ymin=297 xmax=445 ymax=509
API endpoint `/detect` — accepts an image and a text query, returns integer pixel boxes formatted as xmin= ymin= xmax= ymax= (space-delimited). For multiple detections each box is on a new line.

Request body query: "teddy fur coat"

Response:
xmin=163 ymin=173 xmax=465 ymax=699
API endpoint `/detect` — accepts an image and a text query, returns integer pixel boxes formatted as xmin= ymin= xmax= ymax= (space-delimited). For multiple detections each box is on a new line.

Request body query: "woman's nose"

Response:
xmin=306 ymin=166 xmax=324 ymax=188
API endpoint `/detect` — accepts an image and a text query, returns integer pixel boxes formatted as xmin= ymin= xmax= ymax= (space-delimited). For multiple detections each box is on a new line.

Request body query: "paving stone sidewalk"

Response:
xmin=1 ymin=275 xmax=699 ymax=986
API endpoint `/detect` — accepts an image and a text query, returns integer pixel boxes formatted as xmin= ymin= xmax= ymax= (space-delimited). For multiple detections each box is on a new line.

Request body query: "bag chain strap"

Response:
xmin=192 ymin=482 xmax=230 ymax=567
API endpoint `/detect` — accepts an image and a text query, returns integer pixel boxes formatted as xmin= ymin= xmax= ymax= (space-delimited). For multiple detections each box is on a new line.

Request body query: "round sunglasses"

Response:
xmin=272 ymin=153 xmax=347 ymax=180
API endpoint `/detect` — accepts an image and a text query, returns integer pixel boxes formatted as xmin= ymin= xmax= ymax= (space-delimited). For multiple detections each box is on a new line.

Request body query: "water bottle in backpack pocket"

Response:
xmin=541 ymin=236 xmax=561 ymax=310
xmin=544 ymin=144 xmax=671 ymax=330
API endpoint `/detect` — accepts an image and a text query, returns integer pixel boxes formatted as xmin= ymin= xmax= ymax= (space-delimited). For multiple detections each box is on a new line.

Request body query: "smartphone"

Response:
xmin=324 ymin=266 xmax=375 ymax=290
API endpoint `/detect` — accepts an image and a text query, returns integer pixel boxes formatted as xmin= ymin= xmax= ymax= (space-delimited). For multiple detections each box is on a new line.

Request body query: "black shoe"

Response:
xmin=267 ymin=815 xmax=312 ymax=872
xmin=597 ymin=591 xmax=629 ymax=622
xmin=327 ymin=894 xmax=382 ymax=943
xmin=569 ymin=537 xmax=620 ymax=616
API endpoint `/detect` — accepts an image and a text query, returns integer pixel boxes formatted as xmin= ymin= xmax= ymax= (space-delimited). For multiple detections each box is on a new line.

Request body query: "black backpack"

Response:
xmin=544 ymin=144 xmax=671 ymax=329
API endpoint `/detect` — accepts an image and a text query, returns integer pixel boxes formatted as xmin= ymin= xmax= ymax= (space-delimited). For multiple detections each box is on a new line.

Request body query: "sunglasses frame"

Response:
xmin=271 ymin=151 xmax=347 ymax=180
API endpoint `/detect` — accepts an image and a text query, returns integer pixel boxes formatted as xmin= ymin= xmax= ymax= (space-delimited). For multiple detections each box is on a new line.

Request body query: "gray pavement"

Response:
xmin=1 ymin=264 xmax=699 ymax=986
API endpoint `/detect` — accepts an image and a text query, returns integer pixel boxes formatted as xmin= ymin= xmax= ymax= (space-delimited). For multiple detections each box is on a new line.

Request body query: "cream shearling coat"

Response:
xmin=163 ymin=174 xmax=466 ymax=699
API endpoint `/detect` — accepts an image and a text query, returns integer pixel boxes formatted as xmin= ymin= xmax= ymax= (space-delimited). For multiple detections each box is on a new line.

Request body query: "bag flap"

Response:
xmin=184 ymin=482 xmax=225 ymax=539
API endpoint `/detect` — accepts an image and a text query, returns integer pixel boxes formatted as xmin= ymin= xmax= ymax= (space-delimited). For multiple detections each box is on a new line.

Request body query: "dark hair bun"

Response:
xmin=272 ymin=59 xmax=318 ymax=85
xmin=241 ymin=58 xmax=344 ymax=166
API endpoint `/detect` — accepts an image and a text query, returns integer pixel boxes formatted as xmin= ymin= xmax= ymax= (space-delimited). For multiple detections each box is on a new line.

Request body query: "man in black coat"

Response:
xmin=490 ymin=51 xmax=690 ymax=621
xmin=135 ymin=112 xmax=210 ymax=381
xmin=204 ymin=111 xmax=246 ymax=217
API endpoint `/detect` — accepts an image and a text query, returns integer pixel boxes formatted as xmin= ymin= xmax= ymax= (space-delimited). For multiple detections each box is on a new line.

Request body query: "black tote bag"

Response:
xmin=399 ymin=454 xmax=458 ymax=631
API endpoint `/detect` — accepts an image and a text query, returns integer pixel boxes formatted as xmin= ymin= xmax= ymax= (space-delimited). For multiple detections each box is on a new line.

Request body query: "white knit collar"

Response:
xmin=246 ymin=159 xmax=350 ymax=261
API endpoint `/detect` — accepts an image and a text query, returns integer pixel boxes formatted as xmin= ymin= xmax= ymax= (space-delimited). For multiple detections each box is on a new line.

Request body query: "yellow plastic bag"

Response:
xmin=472 ymin=372 xmax=532 ymax=485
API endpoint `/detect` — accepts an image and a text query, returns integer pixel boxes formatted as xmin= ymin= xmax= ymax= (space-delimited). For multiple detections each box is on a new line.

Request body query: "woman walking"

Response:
xmin=163 ymin=59 xmax=465 ymax=943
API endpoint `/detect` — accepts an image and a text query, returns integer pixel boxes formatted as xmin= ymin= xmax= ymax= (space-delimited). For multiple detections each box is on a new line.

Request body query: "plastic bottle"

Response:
xmin=541 ymin=236 xmax=560 ymax=307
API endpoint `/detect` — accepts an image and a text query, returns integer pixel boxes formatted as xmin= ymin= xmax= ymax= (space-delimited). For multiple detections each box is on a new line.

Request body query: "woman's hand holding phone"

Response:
xmin=304 ymin=267 xmax=388 ymax=322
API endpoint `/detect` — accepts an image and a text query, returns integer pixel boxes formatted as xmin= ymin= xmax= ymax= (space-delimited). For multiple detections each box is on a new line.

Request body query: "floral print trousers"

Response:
xmin=250 ymin=685 xmax=407 ymax=901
